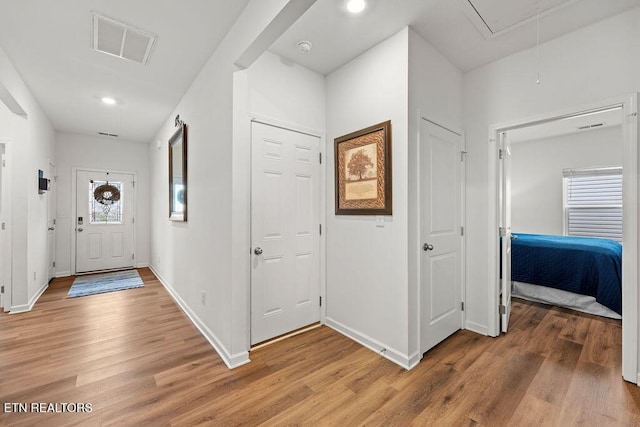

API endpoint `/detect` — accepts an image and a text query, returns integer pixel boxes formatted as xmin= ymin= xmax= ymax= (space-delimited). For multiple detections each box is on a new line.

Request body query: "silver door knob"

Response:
xmin=48 ymin=227 xmax=55 ymax=231
xmin=254 ymin=247 xmax=263 ymax=255
xmin=423 ymin=243 xmax=434 ymax=251
xmin=77 ymin=228 xmax=83 ymax=232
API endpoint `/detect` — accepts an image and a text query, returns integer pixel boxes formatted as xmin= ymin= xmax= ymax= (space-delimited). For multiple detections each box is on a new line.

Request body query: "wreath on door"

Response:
xmin=93 ymin=183 xmax=121 ymax=205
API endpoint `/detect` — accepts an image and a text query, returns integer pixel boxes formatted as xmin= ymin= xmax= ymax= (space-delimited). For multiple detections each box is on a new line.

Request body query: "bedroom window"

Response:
xmin=563 ymin=167 xmax=622 ymax=242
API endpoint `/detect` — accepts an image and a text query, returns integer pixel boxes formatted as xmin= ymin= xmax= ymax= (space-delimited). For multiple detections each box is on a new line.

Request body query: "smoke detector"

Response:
xmin=91 ymin=12 xmax=157 ymax=65
xmin=297 ymin=40 xmax=313 ymax=54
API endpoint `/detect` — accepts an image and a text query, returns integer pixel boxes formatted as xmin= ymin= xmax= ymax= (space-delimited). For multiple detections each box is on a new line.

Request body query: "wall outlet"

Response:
xmin=201 ymin=291 xmax=206 ymax=305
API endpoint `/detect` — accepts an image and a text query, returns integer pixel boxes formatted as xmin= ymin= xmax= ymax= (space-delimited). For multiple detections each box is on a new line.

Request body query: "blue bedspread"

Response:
xmin=511 ymin=233 xmax=622 ymax=315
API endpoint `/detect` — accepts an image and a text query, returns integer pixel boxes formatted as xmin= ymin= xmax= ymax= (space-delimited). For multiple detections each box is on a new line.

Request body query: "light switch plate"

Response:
xmin=376 ymin=215 xmax=384 ymax=228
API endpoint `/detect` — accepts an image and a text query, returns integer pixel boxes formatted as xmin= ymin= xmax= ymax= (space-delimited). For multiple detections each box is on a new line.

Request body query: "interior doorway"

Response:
xmin=250 ymin=121 xmax=321 ymax=345
xmin=419 ymin=118 xmax=465 ymax=354
xmin=47 ymin=161 xmax=56 ymax=282
xmin=0 ymin=142 xmax=8 ymax=311
xmin=489 ymin=94 xmax=638 ymax=383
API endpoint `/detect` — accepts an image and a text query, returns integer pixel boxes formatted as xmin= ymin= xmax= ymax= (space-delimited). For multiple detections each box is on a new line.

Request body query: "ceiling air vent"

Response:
xmin=98 ymin=132 xmax=119 ymax=138
xmin=577 ymin=123 xmax=605 ymax=130
xmin=91 ymin=12 xmax=157 ymax=65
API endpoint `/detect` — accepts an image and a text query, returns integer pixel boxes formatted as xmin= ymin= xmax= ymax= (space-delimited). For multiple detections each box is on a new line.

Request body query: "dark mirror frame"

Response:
xmin=168 ymin=123 xmax=187 ymax=221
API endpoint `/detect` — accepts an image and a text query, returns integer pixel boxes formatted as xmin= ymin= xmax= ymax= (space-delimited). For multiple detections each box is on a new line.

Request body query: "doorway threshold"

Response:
xmin=75 ymin=267 xmax=136 ymax=276
xmin=251 ymin=322 xmax=321 ymax=351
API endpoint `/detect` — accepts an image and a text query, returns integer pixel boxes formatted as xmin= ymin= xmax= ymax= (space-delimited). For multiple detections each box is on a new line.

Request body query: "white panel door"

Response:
xmin=76 ymin=170 xmax=135 ymax=273
xmin=47 ymin=162 xmax=56 ymax=281
xmin=251 ymin=122 xmax=320 ymax=345
xmin=420 ymin=119 xmax=463 ymax=354
xmin=499 ymin=132 xmax=512 ymax=332
xmin=0 ymin=145 xmax=7 ymax=311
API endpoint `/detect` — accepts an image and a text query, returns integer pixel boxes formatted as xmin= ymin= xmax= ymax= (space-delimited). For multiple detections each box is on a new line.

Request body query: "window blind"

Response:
xmin=563 ymin=167 xmax=622 ymax=242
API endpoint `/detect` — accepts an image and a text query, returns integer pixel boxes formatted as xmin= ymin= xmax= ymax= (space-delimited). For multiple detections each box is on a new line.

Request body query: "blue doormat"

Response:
xmin=68 ymin=269 xmax=144 ymax=298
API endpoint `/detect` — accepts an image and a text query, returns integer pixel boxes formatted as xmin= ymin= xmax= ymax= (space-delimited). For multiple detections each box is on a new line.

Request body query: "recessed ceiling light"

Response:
xmin=101 ymin=97 xmax=116 ymax=105
xmin=347 ymin=0 xmax=366 ymax=14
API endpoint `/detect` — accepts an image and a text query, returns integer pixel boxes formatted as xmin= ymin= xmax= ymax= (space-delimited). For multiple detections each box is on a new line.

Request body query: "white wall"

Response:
xmin=325 ymin=28 xmax=411 ymax=366
xmin=0 ymin=45 xmax=55 ymax=312
xmin=408 ymin=29 xmax=463 ymax=353
xmin=149 ymin=0 xmax=322 ymax=368
xmin=511 ymin=126 xmax=623 ymax=234
xmin=463 ymin=8 xmax=640 ymax=332
xmin=322 ymin=27 xmax=463 ymax=368
xmin=231 ymin=50 xmax=325 ymax=352
xmin=54 ymin=132 xmax=150 ymax=276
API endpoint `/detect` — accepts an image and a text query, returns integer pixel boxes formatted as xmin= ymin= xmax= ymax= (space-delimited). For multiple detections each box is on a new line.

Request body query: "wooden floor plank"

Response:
xmin=0 ymin=268 xmax=636 ymax=426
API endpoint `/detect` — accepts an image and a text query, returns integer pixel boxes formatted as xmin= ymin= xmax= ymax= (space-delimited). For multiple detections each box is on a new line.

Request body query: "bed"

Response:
xmin=510 ymin=233 xmax=622 ymax=319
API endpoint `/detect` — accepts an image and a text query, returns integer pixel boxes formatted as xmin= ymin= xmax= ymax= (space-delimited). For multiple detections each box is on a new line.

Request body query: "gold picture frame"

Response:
xmin=335 ymin=120 xmax=392 ymax=215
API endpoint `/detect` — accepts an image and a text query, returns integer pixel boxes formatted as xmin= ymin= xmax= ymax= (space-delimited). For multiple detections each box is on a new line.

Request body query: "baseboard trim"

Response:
xmin=325 ymin=317 xmax=415 ymax=370
xmin=465 ymin=320 xmax=489 ymax=336
xmin=55 ymin=271 xmax=71 ymax=278
xmin=149 ymin=265 xmax=250 ymax=369
xmin=136 ymin=263 xmax=149 ymax=268
xmin=10 ymin=282 xmax=48 ymax=314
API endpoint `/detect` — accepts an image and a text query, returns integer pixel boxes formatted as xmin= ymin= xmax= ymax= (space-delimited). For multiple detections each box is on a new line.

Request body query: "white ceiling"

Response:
xmin=0 ymin=0 xmax=250 ymax=142
xmin=463 ymin=0 xmax=575 ymax=35
xmin=271 ymin=0 xmax=640 ymax=75
xmin=269 ymin=0 xmax=441 ymax=76
xmin=0 ymin=0 xmax=638 ymax=142
xmin=413 ymin=0 xmax=640 ymax=72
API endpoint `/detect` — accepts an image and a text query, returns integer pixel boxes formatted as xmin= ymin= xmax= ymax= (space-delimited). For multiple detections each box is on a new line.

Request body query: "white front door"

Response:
xmin=499 ymin=132 xmax=512 ymax=332
xmin=47 ymin=162 xmax=56 ymax=281
xmin=420 ymin=119 xmax=464 ymax=354
xmin=250 ymin=122 xmax=320 ymax=345
xmin=76 ymin=170 xmax=135 ymax=273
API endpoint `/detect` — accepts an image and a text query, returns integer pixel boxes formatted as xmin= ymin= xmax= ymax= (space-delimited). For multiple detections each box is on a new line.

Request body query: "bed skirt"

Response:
xmin=512 ymin=281 xmax=621 ymax=320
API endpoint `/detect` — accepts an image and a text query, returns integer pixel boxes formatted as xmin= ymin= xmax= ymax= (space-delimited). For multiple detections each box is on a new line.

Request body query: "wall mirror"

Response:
xmin=169 ymin=123 xmax=187 ymax=221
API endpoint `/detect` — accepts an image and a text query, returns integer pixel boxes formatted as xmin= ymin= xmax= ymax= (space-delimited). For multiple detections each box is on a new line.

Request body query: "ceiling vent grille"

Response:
xmin=577 ymin=123 xmax=605 ymax=130
xmin=91 ymin=12 xmax=157 ymax=65
xmin=98 ymin=132 xmax=119 ymax=138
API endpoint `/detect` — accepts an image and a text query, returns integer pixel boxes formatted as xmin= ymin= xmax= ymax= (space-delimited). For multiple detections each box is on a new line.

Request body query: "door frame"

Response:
xmin=71 ymin=167 xmax=138 ymax=275
xmin=247 ymin=114 xmax=326 ymax=346
xmin=417 ymin=115 xmax=467 ymax=354
xmin=487 ymin=93 xmax=638 ymax=383
xmin=0 ymin=140 xmax=12 ymax=312
xmin=47 ymin=159 xmax=56 ymax=282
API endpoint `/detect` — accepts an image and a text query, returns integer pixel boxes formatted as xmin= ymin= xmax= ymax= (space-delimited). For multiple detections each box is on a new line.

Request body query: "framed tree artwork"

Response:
xmin=334 ymin=120 xmax=392 ymax=215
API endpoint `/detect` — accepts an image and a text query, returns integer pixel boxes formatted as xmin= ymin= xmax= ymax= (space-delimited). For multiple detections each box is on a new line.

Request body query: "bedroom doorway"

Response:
xmin=488 ymin=94 xmax=638 ymax=383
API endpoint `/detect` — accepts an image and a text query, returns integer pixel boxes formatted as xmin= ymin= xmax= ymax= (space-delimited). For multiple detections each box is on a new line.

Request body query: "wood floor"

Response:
xmin=1 ymin=268 xmax=640 ymax=426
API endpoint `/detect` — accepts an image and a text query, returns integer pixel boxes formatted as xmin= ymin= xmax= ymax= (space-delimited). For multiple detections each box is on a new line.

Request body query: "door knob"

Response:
xmin=48 ymin=227 xmax=55 ymax=231
xmin=77 ymin=228 xmax=83 ymax=232
xmin=423 ymin=243 xmax=434 ymax=251
xmin=254 ymin=247 xmax=263 ymax=255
